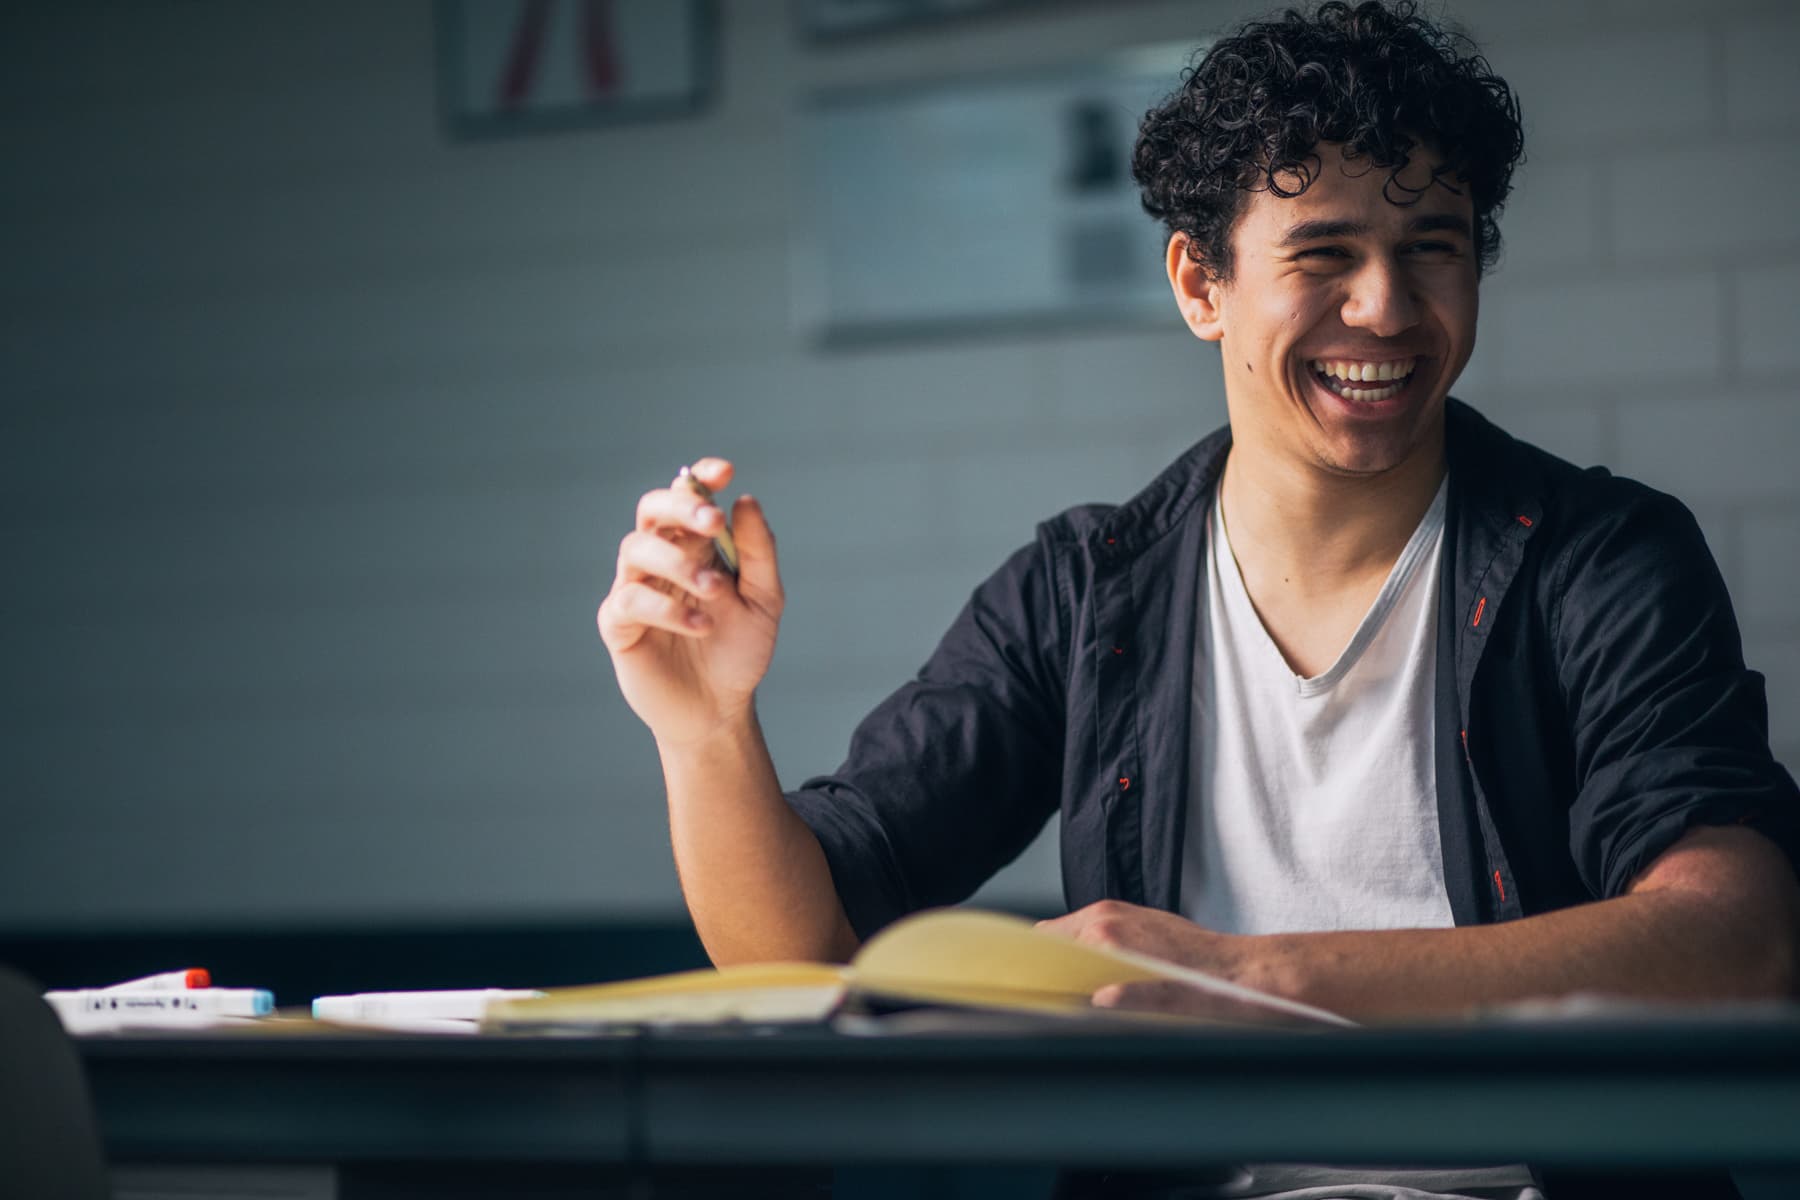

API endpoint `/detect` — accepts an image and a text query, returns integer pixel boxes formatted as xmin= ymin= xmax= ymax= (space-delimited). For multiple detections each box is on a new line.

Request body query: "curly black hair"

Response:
xmin=1133 ymin=0 xmax=1523 ymax=279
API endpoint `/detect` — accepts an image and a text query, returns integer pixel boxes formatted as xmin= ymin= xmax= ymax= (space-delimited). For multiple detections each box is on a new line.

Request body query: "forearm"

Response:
xmin=659 ymin=707 xmax=859 ymax=966
xmin=1263 ymin=885 xmax=1798 ymax=1021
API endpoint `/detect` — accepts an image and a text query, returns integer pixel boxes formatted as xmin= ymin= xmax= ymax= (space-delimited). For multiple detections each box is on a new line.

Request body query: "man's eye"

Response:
xmin=1296 ymin=246 xmax=1348 ymax=260
xmin=1407 ymin=241 xmax=1458 ymax=255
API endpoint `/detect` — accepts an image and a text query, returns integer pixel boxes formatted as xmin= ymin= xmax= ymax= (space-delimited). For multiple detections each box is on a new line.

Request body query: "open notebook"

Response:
xmin=483 ymin=909 xmax=1352 ymax=1031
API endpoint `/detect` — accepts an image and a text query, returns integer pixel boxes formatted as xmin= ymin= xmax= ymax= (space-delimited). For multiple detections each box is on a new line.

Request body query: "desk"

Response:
xmin=82 ymin=1019 xmax=1800 ymax=1193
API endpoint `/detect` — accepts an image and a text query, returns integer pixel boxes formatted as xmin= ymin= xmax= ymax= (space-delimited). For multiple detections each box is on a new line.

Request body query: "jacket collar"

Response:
xmin=1444 ymin=399 xmax=1546 ymax=548
xmin=1094 ymin=423 xmax=1232 ymax=561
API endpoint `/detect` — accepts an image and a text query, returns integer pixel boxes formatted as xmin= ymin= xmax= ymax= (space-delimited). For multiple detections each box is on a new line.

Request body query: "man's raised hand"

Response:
xmin=597 ymin=458 xmax=784 ymax=750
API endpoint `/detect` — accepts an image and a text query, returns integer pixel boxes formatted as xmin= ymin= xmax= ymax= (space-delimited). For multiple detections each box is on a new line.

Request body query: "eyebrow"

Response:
xmin=1279 ymin=213 xmax=1473 ymax=246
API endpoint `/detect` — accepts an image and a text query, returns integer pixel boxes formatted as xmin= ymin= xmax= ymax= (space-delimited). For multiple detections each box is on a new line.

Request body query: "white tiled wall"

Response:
xmin=2 ymin=0 xmax=1794 ymax=929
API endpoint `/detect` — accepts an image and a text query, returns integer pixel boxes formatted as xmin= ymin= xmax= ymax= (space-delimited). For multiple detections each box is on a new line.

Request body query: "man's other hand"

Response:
xmin=1037 ymin=900 xmax=1306 ymax=1016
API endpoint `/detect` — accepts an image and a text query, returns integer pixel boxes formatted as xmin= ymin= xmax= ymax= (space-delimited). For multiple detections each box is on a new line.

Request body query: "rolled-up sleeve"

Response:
xmin=784 ymin=533 xmax=1068 ymax=940
xmin=1555 ymin=491 xmax=1800 ymax=899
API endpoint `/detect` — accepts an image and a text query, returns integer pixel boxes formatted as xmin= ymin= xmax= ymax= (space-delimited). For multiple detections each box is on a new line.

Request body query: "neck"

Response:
xmin=1220 ymin=422 xmax=1446 ymax=594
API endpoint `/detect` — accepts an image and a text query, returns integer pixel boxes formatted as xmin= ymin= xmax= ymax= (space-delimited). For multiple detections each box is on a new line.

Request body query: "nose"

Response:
xmin=1340 ymin=257 xmax=1421 ymax=338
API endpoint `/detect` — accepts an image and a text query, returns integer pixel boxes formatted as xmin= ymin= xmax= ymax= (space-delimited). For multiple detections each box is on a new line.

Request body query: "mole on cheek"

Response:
xmin=1246 ymin=362 xmax=1253 ymax=374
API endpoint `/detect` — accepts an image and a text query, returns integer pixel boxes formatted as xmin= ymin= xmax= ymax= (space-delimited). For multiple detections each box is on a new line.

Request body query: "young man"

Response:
xmin=599 ymin=2 xmax=1798 ymax=1030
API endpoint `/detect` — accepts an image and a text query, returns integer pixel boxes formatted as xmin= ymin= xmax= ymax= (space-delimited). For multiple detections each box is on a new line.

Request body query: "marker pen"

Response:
xmin=55 ymin=1009 xmax=263 ymax=1036
xmin=101 ymin=969 xmax=211 ymax=991
xmin=312 ymin=989 xmax=545 ymax=1023
xmin=44 ymin=988 xmax=274 ymax=1020
xmin=314 ymin=1015 xmax=485 ymax=1035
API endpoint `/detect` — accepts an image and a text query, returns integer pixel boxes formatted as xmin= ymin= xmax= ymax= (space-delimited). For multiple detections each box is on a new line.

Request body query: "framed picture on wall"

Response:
xmin=436 ymin=0 xmax=713 ymax=138
xmin=795 ymin=42 xmax=1195 ymax=342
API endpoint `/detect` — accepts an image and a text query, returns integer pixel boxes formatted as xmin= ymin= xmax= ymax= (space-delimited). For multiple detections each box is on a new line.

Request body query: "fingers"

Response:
xmin=688 ymin=457 xmax=734 ymax=492
xmin=598 ymin=580 xmax=713 ymax=651
xmin=1092 ymin=980 xmax=1302 ymax=1027
xmin=1035 ymin=899 xmax=1133 ymax=942
xmin=616 ymin=529 xmax=730 ymax=599
xmin=638 ymin=478 xmax=727 ymax=537
xmin=1092 ymin=980 xmax=1205 ymax=1016
xmin=602 ymin=526 xmax=732 ymax=653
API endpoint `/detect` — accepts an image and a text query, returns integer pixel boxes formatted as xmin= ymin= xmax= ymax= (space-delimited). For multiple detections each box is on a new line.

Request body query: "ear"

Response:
xmin=1166 ymin=233 xmax=1226 ymax=343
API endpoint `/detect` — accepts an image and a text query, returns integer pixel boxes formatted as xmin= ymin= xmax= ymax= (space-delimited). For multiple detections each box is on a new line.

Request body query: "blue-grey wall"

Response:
xmin=4 ymin=0 xmax=1796 ymax=932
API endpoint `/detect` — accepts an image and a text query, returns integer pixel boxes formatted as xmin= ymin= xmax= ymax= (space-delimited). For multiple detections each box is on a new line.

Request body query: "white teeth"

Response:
xmin=1339 ymin=381 xmax=1405 ymax=402
xmin=1307 ymin=357 xmax=1418 ymax=385
xmin=1308 ymin=358 xmax=1417 ymax=402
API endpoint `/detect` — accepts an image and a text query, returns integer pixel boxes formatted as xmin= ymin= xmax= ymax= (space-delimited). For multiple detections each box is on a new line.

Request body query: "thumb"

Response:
xmin=730 ymin=494 xmax=783 ymax=604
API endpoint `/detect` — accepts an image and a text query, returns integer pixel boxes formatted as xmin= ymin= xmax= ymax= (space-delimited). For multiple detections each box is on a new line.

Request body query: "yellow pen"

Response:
xmin=674 ymin=465 xmax=739 ymax=577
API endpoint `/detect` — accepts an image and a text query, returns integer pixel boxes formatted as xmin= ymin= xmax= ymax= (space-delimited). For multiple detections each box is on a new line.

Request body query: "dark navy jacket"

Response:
xmin=789 ymin=400 xmax=1800 ymax=940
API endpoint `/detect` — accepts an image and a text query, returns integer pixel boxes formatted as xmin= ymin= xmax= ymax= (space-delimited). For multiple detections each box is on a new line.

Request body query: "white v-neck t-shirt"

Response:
xmin=1178 ymin=479 xmax=1537 ymax=1200
xmin=1181 ymin=477 xmax=1454 ymax=936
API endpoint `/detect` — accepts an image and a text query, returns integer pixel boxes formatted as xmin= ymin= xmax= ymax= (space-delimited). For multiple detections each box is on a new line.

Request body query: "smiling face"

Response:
xmin=1170 ymin=144 xmax=1479 ymax=480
